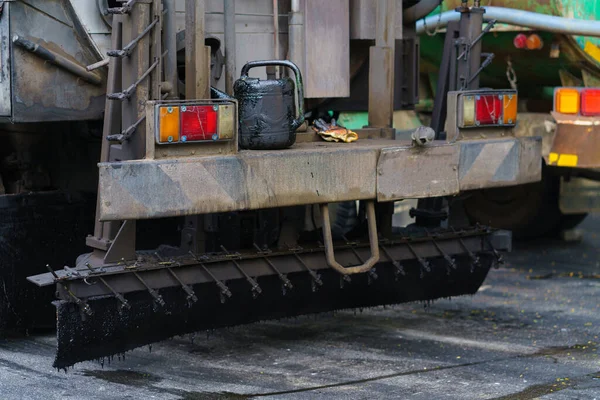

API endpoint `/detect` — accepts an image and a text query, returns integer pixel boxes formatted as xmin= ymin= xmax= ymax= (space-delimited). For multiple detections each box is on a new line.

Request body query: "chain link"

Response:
xmin=506 ymin=57 xmax=518 ymax=91
xmin=422 ymin=0 xmax=445 ymax=37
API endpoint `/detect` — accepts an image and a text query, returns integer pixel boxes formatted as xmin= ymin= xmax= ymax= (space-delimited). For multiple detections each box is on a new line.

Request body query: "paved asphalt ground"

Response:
xmin=1 ymin=218 xmax=600 ymax=399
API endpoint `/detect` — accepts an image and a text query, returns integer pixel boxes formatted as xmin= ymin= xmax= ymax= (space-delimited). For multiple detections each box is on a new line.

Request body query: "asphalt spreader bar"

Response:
xmin=54 ymin=253 xmax=495 ymax=369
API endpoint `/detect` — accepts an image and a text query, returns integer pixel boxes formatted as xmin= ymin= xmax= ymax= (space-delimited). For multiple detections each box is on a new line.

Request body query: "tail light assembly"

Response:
xmin=155 ymin=101 xmax=235 ymax=145
xmin=457 ymin=90 xmax=518 ymax=129
xmin=554 ymin=87 xmax=600 ymax=116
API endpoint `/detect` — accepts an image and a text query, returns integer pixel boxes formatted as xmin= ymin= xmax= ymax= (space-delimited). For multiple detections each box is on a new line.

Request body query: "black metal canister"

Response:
xmin=234 ymin=60 xmax=304 ymax=150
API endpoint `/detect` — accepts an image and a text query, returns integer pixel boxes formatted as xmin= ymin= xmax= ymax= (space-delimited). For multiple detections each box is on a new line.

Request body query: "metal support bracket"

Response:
xmin=189 ymin=251 xmax=232 ymax=302
xmin=253 ymin=244 xmax=293 ymax=292
xmin=220 ymin=246 xmax=262 ymax=297
xmin=320 ymin=201 xmax=380 ymax=275
xmin=107 ymin=17 xmax=159 ymax=58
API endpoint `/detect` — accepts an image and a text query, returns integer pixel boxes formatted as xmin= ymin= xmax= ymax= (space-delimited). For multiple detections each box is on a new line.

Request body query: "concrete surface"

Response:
xmin=1 ymin=217 xmax=600 ymax=399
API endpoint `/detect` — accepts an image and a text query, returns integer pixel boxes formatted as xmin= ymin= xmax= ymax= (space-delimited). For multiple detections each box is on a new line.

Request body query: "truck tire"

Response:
xmin=463 ymin=164 xmax=587 ymax=239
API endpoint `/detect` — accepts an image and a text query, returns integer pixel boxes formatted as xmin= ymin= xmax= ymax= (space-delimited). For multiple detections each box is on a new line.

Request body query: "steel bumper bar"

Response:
xmin=97 ymin=137 xmax=541 ymax=221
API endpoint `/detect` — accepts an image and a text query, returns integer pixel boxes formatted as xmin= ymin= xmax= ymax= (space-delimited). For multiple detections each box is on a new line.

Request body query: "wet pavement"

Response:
xmin=1 ymin=217 xmax=600 ymax=399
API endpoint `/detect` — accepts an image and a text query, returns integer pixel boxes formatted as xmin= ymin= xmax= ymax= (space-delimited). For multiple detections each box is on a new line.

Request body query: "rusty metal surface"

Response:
xmin=98 ymin=137 xmax=542 ymax=221
xmin=377 ymin=143 xmax=460 ymax=201
xmin=546 ymin=112 xmax=600 ymax=169
xmin=513 ymin=112 xmax=556 ymax=157
xmin=98 ymin=141 xmax=383 ymax=221
xmin=8 ymin=0 xmax=107 ymax=122
xmin=0 ymin=5 xmax=10 ymax=116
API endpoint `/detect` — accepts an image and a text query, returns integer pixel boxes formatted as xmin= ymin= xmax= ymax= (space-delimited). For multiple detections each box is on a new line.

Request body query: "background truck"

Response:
xmin=0 ymin=0 xmax=558 ymax=368
xmin=416 ymin=0 xmax=600 ymax=238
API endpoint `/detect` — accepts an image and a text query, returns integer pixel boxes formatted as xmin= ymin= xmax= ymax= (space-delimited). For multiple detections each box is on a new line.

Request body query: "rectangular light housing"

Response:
xmin=554 ymin=88 xmax=580 ymax=115
xmin=155 ymin=101 xmax=235 ymax=145
xmin=457 ymin=90 xmax=518 ymax=128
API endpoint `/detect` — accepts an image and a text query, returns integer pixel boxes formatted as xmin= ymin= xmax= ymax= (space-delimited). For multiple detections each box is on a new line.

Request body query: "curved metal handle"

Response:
xmin=240 ymin=60 xmax=304 ymax=130
xmin=320 ymin=201 xmax=380 ymax=275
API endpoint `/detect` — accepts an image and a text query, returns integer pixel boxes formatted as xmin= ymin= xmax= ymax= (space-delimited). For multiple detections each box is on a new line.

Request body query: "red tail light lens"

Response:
xmin=475 ymin=95 xmax=503 ymax=125
xmin=513 ymin=34 xmax=527 ymax=49
xmin=458 ymin=90 xmax=517 ymax=128
xmin=581 ymin=89 xmax=600 ymax=116
xmin=181 ymin=105 xmax=218 ymax=142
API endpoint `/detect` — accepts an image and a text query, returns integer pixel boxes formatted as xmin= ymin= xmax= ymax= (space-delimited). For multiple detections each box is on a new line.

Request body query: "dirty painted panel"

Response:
xmin=98 ymin=144 xmax=378 ymax=221
xmin=0 ymin=4 xmax=11 ymax=116
xmin=545 ymin=114 xmax=600 ymax=169
xmin=459 ymin=137 xmax=541 ymax=191
xmin=304 ymin=0 xmax=350 ymax=98
xmin=377 ymin=144 xmax=460 ymax=201
xmin=349 ymin=0 xmax=403 ymax=40
xmin=175 ymin=0 xmax=290 ymax=84
xmin=68 ymin=0 xmax=112 ymax=57
xmin=9 ymin=0 xmax=106 ymax=122
xmin=20 ymin=0 xmax=72 ymax=26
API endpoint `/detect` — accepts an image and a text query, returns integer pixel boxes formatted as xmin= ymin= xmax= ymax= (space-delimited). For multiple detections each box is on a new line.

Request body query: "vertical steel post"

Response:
xmin=288 ymin=0 xmax=305 ymax=77
xmin=185 ymin=0 xmax=209 ymax=99
xmin=224 ymin=0 xmax=236 ymax=94
xmin=183 ymin=0 xmax=209 ymax=254
xmin=163 ymin=0 xmax=178 ymax=98
xmin=457 ymin=5 xmax=484 ymax=90
xmin=368 ymin=0 xmax=396 ymax=128
xmin=90 ymin=16 xmax=123 ymax=248
xmin=272 ymin=0 xmax=279 ymax=77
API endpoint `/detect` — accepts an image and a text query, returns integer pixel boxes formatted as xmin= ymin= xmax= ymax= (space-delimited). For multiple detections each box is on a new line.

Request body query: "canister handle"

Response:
xmin=240 ymin=60 xmax=305 ymax=130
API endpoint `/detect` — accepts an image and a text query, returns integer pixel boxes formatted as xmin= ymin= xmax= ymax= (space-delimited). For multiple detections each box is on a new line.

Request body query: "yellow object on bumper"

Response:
xmin=314 ymin=126 xmax=359 ymax=143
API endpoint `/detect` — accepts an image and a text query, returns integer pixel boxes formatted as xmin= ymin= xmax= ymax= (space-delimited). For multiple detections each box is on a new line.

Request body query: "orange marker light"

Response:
xmin=159 ymin=106 xmax=180 ymax=143
xmin=503 ymin=93 xmax=518 ymax=124
xmin=526 ymin=34 xmax=543 ymax=50
xmin=555 ymin=88 xmax=580 ymax=114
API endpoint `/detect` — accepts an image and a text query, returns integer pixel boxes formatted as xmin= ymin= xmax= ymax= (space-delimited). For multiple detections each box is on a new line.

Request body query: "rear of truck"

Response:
xmin=419 ymin=0 xmax=600 ymax=238
xmin=5 ymin=0 xmax=542 ymax=368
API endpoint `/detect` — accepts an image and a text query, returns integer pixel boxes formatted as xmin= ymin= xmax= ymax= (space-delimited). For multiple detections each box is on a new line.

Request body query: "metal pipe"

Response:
xmin=273 ymin=0 xmax=279 ymax=72
xmin=163 ymin=0 xmax=178 ymax=98
xmin=404 ymin=0 xmax=443 ymax=23
xmin=288 ymin=0 xmax=305 ymax=78
xmin=224 ymin=0 xmax=236 ymax=94
xmin=417 ymin=6 xmax=600 ymax=38
xmin=12 ymin=35 xmax=102 ymax=86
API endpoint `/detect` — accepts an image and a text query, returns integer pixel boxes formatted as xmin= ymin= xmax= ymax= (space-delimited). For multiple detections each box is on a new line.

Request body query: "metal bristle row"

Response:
xmin=54 ymin=252 xmax=497 ymax=369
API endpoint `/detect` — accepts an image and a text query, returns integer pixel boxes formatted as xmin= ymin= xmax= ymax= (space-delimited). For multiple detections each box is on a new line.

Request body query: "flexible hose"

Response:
xmin=404 ymin=0 xmax=444 ymax=23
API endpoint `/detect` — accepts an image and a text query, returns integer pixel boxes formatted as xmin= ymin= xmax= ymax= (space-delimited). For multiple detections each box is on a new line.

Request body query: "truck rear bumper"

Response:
xmin=97 ymin=137 xmax=541 ymax=221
